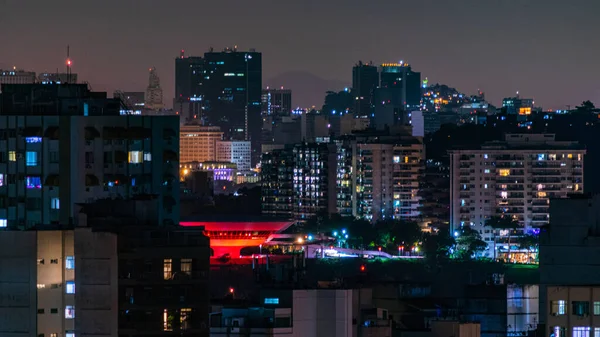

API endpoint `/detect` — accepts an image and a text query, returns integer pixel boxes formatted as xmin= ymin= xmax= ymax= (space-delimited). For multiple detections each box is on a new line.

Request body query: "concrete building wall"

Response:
xmin=0 ymin=231 xmax=37 ymax=337
xmin=180 ymin=125 xmax=223 ymax=163
xmin=292 ymin=289 xmax=353 ymax=337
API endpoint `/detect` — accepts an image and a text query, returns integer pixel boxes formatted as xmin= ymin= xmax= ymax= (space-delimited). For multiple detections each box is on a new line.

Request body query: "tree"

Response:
xmin=422 ymin=228 xmax=455 ymax=263
xmin=486 ymin=216 xmax=520 ymax=261
xmin=574 ymin=100 xmax=599 ymax=114
xmin=455 ymin=226 xmax=487 ymax=260
xmin=516 ymin=234 xmax=539 ymax=264
xmin=374 ymin=220 xmax=422 ymax=252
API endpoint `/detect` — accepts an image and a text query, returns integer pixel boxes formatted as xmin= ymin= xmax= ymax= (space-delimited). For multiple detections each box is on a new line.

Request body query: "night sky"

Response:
xmin=1 ymin=0 xmax=598 ymax=109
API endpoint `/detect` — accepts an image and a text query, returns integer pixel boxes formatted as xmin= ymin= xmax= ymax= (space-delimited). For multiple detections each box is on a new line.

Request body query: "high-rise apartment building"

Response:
xmin=355 ymin=137 xmax=424 ymax=222
xmin=174 ymin=51 xmax=205 ymax=121
xmin=373 ymin=62 xmax=421 ymax=130
xmin=352 ymin=61 xmax=378 ymax=117
xmin=0 ymin=83 xmax=180 ymax=228
xmin=449 ymin=134 xmax=585 ymax=257
xmin=0 ymin=228 xmax=118 ymax=337
xmin=261 ymin=143 xmax=337 ymax=221
xmin=502 ymin=95 xmax=534 ymax=115
xmin=216 ymin=140 xmax=252 ymax=172
xmin=145 ymin=67 xmax=164 ymax=111
xmin=261 ymin=87 xmax=292 ymax=117
xmin=180 ymin=125 xmax=223 ymax=163
xmin=261 ymin=133 xmax=423 ymax=222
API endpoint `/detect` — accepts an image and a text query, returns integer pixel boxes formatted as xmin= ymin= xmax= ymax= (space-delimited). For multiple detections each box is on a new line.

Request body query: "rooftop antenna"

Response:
xmin=66 ymin=45 xmax=72 ymax=83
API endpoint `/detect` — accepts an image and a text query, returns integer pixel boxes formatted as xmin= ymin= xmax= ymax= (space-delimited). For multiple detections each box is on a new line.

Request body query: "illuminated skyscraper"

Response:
xmin=145 ymin=67 xmax=164 ymax=111
xmin=203 ymin=47 xmax=262 ymax=166
xmin=261 ymin=87 xmax=292 ymax=117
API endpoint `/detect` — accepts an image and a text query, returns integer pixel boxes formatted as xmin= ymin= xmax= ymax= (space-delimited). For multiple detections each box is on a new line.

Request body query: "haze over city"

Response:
xmin=1 ymin=0 xmax=599 ymax=109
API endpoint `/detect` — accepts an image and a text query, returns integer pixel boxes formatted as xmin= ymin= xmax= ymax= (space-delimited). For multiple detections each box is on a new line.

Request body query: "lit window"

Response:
xmin=128 ymin=151 xmax=143 ymax=164
xmin=484 ymin=184 xmax=488 ymax=189
xmin=181 ymin=258 xmax=192 ymax=276
xmin=484 ymin=154 xmax=488 ymax=159
xmin=26 ymin=176 xmax=42 ymax=189
xmin=65 ymin=306 xmax=75 ymax=319
xmin=538 ymin=192 xmax=547 ymax=198
xmin=51 ymin=334 xmax=57 ymax=337
xmin=568 ymin=154 xmax=573 ymax=159
xmin=551 ymin=300 xmax=567 ymax=315
xmin=163 ymin=309 xmax=173 ymax=331
xmin=66 ymin=281 xmax=75 ymax=294
xmin=404 ymin=156 xmax=409 ymax=163
xmin=51 ymin=198 xmax=60 ymax=210
xmin=0 ymin=219 xmax=6 ymax=228
xmin=66 ymin=332 xmax=75 ymax=337
xmin=0 ymin=173 xmax=3 ymax=187
xmin=26 ymin=151 xmax=37 ymax=166
xmin=554 ymin=327 xmax=566 ymax=337
xmin=594 ymin=301 xmax=600 ymax=315
xmin=484 ymin=169 xmax=490 ymax=174
xmin=501 ymin=192 xmax=508 ymax=199
xmin=143 ymin=152 xmax=152 ymax=161
xmin=37 ymin=283 xmax=45 ymax=289
xmin=9 ymin=151 xmax=16 ymax=162
xmin=25 ymin=137 xmax=42 ymax=143
xmin=180 ymin=308 xmax=191 ymax=330
xmin=66 ymin=256 xmax=75 ymax=270
xmin=499 ymin=169 xmax=510 ymax=177
xmin=595 ymin=328 xmax=600 ymax=337
xmin=164 ymin=259 xmax=172 ymax=280
xmin=264 ymin=298 xmax=279 ymax=304
xmin=393 ymin=156 xmax=400 ymax=163
xmin=573 ymin=327 xmax=590 ymax=337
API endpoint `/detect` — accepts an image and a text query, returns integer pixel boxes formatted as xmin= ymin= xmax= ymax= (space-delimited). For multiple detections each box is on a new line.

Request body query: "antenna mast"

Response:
xmin=66 ymin=45 xmax=72 ymax=83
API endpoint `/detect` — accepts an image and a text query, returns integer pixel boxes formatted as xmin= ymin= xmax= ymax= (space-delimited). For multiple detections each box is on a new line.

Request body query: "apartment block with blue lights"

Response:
xmin=0 ymin=83 xmax=180 ymax=229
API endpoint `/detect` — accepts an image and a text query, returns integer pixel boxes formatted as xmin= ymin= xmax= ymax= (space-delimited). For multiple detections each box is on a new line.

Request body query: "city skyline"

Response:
xmin=1 ymin=0 xmax=599 ymax=109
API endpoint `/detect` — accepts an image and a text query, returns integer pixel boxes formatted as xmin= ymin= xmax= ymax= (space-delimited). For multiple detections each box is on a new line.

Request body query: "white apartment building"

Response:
xmin=449 ymin=134 xmax=585 ymax=256
xmin=355 ymin=139 xmax=423 ymax=222
xmin=180 ymin=125 xmax=223 ymax=163
xmin=217 ymin=140 xmax=252 ymax=172
xmin=0 ymin=228 xmax=118 ymax=337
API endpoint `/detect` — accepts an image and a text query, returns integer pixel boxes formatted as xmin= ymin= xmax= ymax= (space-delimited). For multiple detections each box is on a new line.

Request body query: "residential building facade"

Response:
xmin=0 ymin=83 xmax=180 ymax=228
xmin=450 ymin=134 xmax=585 ymax=257
xmin=216 ymin=140 xmax=252 ymax=172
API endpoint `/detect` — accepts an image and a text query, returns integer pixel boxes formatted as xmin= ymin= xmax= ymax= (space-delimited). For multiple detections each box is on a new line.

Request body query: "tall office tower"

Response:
xmin=203 ymin=47 xmax=262 ymax=166
xmin=0 ymin=83 xmax=180 ymax=228
xmin=145 ymin=67 xmax=164 ymax=111
xmin=0 ymin=228 xmax=118 ymax=337
xmin=261 ymin=87 xmax=292 ymax=117
xmin=373 ymin=62 xmax=421 ymax=130
xmin=0 ymin=69 xmax=36 ymax=90
xmin=174 ymin=51 xmax=205 ymax=121
xmin=352 ymin=61 xmax=378 ymax=117
xmin=449 ymin=134 xmax=585 ymax=258
xmin=180 ymin=124 xmax=223 ymax=163
xmin=261 ymin=143 xmax=337 ymax=221
xmin=216 ymin=140 xmax=252 ymax=172
xmin=38 ymin=72 xmax=78 ymax=84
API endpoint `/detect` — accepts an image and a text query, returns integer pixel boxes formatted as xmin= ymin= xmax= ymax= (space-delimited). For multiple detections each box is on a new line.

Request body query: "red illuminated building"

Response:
xmin=180 ymin=219 xmax=293 ymax=257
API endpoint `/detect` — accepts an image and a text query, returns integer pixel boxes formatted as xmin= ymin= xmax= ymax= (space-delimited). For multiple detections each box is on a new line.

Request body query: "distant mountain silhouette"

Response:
xmin=265 ymin=71 xmax=348 ymax=109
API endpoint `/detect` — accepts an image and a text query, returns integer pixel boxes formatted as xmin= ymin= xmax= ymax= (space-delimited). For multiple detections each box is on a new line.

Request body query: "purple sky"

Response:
xmin=1 ymin=0 xmax=599 ymax=109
